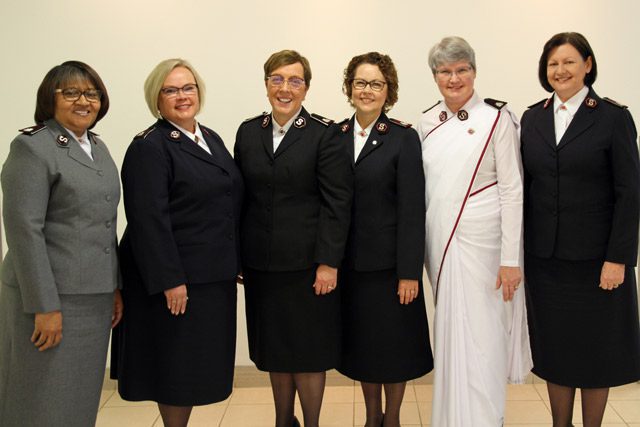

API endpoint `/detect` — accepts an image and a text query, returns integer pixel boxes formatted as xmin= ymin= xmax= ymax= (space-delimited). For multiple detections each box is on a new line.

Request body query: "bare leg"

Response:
xmin=580 ymin=387 xmax=609 ymax=427
xmin=270 ymin=372 xmax=296 ymax=427
xmin=157 ymin=404 xmax=193 ymax=427
xmin=293 ymin=372 xmax=326 ymax=427
xmin=546 ymin=382 xmax=576 ymax=427
xmin=361 ymin=382 xmax=383 ymax=427
xmin=382 ymin=382 xmax=406 ymax=427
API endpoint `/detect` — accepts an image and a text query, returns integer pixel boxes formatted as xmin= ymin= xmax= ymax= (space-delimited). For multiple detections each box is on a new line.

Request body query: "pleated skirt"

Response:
xmin=0 ymin=284 xmax=113 ymax=427
xmin=525 ymin=254 xmax=640 ymax=387
xmin=243 ymin=267 xmax=340 ymax=372
xmin=338 ymin=268 xmax=433 ymax=383
xmin=111 ymin=278 xmax=237 ymax=406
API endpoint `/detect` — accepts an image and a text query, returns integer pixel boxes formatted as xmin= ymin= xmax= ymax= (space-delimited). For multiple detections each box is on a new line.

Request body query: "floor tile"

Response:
xmin=608 ymin=382 xmax=640 ymax=400
xmin=504 ymin=400 xmax=552 ymax=424
xmin=183 ymin=404 xmax=228 ymax=427
xmin=99 ymin=390 xmax=115 ymax=409
xmin=103 ymin=392 xmax=157 ymax=407
xmin=609 ymin=400 xmax=640 ymax=423
xmin=414 ymin=385 xmax=433 ymax=402
xmin=320 ymin=403 xmax=354 ymax=426
xmin=417 ymin=401 xmax=432 ymax=425
xmin=96 ymin=406 xmax=159 ymax=427
xmin=506 ymin=384 xmax=542 ymax=401
xmin=220 ymin=403 xmax=275 ymax=427
xmin=228 ymin=387 xmax=273 ymax=405
xmin=323 ymin=385 xmax=355 ymax=403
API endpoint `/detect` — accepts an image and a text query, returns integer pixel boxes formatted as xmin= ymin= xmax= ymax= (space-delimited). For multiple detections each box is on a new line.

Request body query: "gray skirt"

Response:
xmin=0 ymin=284 xmax=113 ymax=427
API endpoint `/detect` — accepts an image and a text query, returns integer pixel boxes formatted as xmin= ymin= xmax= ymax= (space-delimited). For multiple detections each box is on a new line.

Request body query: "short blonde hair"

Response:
xmin=144 ymin=58 xmax=206 ymax=118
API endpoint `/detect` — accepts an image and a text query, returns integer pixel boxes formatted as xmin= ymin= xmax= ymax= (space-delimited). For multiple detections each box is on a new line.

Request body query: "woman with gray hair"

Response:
xmin=416 ymin=36 xmax=532 ymax=426
xmin=111 ymin=58 xmax=243 ymax=427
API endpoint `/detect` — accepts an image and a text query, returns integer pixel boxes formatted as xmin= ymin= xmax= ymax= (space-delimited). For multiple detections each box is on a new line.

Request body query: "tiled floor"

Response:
xmin=96 ymin=379 xmax=640 ymax=426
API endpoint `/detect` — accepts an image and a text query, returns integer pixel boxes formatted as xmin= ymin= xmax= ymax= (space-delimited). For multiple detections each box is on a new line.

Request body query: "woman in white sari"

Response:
xmin=416 ymin=36 xmax=532 ymax=427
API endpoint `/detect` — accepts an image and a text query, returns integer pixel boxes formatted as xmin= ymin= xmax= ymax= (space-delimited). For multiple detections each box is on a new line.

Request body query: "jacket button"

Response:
xmin=104 ymin=247 xmax=111 ymax=254
xmin=105 ymin=195 xmax=111 ymax=201
xmin=269 ymin=160 xmax=273 ymax=166
xmin=226 ymin=191 xmax=231 ymax=196
xmin=228 ymin=234 xmax=233 ymax=240
xmin=222 ymin=171 xmax=229 ymax=176
xmin=97 ymin=170 xmax=104 ymax=176
xmin=105 ymin=221 xmax=111 ymax=228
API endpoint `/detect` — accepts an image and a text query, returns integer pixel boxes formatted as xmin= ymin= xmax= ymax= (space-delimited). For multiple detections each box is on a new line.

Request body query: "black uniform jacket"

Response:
xmin=521 ymin=89 xmax=640 ymax=265
xmin=337 ymin=114 xmax=425 ymax=279
xmin=234 ymin=107 xmax=353 ymax=271
xmin=120 ymin=119 xmax=244 ymax=295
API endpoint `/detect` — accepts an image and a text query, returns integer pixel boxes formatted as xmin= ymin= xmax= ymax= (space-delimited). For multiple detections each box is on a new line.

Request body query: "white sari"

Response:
xmin=418 ymin=92 xmax=532 ymax=427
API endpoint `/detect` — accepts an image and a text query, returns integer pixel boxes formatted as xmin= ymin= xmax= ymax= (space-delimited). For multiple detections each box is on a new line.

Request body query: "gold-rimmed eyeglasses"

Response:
xmin=266 ymin=75 xmax=306 ymax=90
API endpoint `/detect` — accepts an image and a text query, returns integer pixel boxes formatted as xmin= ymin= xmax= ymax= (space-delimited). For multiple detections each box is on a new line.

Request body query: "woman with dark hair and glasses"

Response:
xmin=0 ymin=60 xmax=121 ymax=427
xmin=521 ymin=32 xmax=640 ymax=427
xmin=110 ymin=58 xmax=243 ymax=427
xmin=335 ymin=52 xmax=433 ymax=427
xmin=417 ymin=36 xmax=532 ymax=426
xmin=234 ymin=49 xmax=352 ymax=427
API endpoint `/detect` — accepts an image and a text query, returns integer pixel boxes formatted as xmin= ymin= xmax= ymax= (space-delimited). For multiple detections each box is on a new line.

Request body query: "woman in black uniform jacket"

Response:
xmin=521 ymin=32 xmax=640 ymax=427
xmin=111 ymin=59 xmax=243 ymax=427
xmin=336 ymin=52 xmax=433 ymax=427
xmin=234 ymin=50 xmax=352 ymax=427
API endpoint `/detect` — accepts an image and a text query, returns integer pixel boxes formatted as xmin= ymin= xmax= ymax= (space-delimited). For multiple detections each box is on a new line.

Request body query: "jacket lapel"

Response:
xmin=46 ymin=120 xmax=99 ymax=170
xmin=557 ymin=89 xmax=598 ymax=151
xmin=356 ymin=114 xmax=387 ymax=165
xmin=274 ymin=108 xmax=309 ymax=158
xmin=533 ymin=101 xmax=557 ymax=150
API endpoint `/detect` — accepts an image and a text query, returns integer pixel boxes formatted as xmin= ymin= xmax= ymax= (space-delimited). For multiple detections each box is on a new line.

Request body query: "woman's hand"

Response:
xmin=32 ymin=311 xmax=63 ymax=352
xmin=600 ymin=261 xmax=625 ymax=290
xmin=398 ymin=279 xmax=419 ymax=305
xmin=496 ymin=266 xmax=522 ymax=302
xmin=164 ymin=284 xmax=188 ymax=315
xmin=111 ymin=289 xmax=124 ymax=328
xmin=313 ymin=264 xmax=337 ymax=295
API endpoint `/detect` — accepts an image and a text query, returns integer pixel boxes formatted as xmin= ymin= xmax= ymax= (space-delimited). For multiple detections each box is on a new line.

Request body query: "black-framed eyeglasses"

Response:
xmin=160 ymin=84 xmax=198 ymax=98
xmin=266 ymin=75 xmax=306 ymax=90
xmin=351 ymin=79 xmax=387 ymax=92
xmin=55 ymin=88 xmax=102 ymax=103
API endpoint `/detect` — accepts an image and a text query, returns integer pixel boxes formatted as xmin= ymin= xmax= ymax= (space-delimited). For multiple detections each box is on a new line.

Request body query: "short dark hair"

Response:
xmin=264 ymin=50 xmax=312 ymax=88
xmin=538 ymin=32 xmax=597 ymax=92
xmin=342 ymin=52 xmax=399 ymax=113
xmin=34 ymin=61 xmax=110 ymax=128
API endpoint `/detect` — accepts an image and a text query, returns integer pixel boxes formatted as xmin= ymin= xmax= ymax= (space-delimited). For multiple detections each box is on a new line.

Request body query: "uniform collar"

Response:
xmin=553 ymin=86 xmax=588 ymax=116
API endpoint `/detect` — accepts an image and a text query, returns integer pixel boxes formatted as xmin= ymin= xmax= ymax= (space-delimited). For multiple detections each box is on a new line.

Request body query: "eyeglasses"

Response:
xmin=352 ymin=79 xmax=387 ymax=92
xmin=160 ymin=84 xmax=198 ymax=98
xmin=266 ymin=75 xmax=306 ymax=90
xmin=435 ymin=66 xmax=473 ymax=80
xmin=55 ymin=88 xmax=102 ymax=103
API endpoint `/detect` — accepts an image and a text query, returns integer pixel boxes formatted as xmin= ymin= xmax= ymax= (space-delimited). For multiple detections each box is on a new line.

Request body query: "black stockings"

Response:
xmin=158 ymin=404 xmax=193 ymax=427
xmin=270 ymin=371 xmax=326 ymax=427
xmin=361 ymin=381 xmax=406 ymax=427
xmin=547 ymin=382 xmax=609 ymax=427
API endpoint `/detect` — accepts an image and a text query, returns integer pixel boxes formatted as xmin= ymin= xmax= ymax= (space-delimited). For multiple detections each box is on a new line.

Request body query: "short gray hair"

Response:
xmin=143 ymin=58 xmax=206 ymax=118
xmin=428 ymin=36 xmax=476 ymax=75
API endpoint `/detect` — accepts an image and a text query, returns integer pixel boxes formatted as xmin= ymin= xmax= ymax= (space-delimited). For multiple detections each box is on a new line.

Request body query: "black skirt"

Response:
xmin=525 ymin=254 xmax=640 ymax=388
xmin=243 ymin=267 xmax=340 ymax=372
xmin=111 ymin=278 xmax=237 ymax=406
xmin=337 ymin=268 xmax=433 ymax=383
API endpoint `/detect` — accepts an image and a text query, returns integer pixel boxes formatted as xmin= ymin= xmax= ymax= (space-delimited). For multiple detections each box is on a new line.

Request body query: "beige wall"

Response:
xmin=1 ymin=0 xmax=639 ymax=365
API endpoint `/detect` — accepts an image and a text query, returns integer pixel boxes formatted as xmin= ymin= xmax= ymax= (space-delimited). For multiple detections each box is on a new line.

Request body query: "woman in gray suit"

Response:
xmin=0 ymin=61 xmax=122 ymax=427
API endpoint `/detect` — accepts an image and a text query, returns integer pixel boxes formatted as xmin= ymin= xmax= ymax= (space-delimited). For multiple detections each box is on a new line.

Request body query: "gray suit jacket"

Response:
xmin=1 ymin=119 xmax=120 ymax=313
